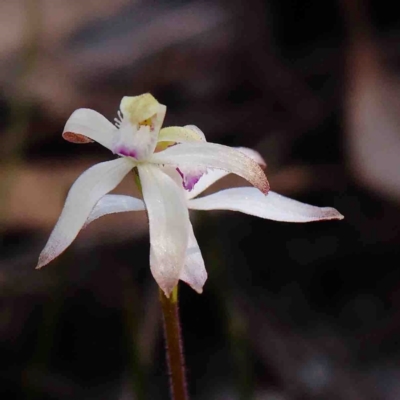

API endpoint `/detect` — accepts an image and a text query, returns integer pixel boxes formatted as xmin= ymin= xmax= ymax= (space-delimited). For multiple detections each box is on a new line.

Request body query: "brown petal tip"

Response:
xmin=62 ymin=132 xmax=94 ymax=144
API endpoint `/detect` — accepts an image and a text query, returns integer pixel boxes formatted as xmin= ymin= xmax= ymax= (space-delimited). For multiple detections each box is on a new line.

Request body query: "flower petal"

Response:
xmin=158 ymin=126 xmax=206 ymax=143
xmin=185 ymin=147 xmax=267 ymax=199
xmin=179 ymin=221 xmax=207 ymax=294
xmin=36 ymin=158 xmax=135 ymax=269
xmin=235 ymin=147 xmax=266 ymax=169
xmin=184 ymin=125 xmax=206 ymax=140
xmin=149 ymin=142 xmax=269 ymax=194
xmin=84 ymin=194 xmax=145 ymax=227
xmin=138 ymin=164 xmax=190 ymax=296
xmin=63 ymin=109 xmax=116 ymax=150
xmin=189 ymin=188 xmax=344 ymax=222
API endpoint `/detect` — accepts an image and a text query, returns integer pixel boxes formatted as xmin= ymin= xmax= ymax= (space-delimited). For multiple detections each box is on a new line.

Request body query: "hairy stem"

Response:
xmin=159 ymin=285 xmax=188 ymax=400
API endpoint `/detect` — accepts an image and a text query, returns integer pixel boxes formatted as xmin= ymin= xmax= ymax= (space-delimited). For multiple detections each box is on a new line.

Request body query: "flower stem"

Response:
xmin=159 ymin=285 xmax=189 ymax=400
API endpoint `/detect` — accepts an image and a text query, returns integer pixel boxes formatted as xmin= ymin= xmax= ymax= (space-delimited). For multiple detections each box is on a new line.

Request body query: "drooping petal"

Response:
xmin=185 ymin=147 xmax=267 ymax=199
xmin=84 ymin=194 xmax=145 ymax=227
xmin=179 ymin=221 xmax=207 ymax=294
xmin=138 ymin=164 xmax=190 ymax=296
xmin=36 ymin=158 xmax=135 ymax=269
xmin=235 ymin=147 xmax=266 ymax=169
xmin=63 ymin=108 xmax=116 ymax=150
xmin=189 ymin=188 xmax=344 ymax=222
xmin=158 ymin=129 xmax=263 ymax=194
xmin=113 ymin=94 xmax=166 ymax=160
xmin=149 ymin=142 xmax=269 ymax=194
xmin=158 ymin=126 xmax=206 ymax=143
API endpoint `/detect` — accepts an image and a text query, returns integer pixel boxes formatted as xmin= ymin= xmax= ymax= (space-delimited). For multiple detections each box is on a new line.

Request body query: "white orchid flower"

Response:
xmin=36 ymin=93 xmax=270 ymax=296
xmin=82 ymin=162 xmax=343 ymax=294
xmin=37 ymin=94 xmax=343 ymax=296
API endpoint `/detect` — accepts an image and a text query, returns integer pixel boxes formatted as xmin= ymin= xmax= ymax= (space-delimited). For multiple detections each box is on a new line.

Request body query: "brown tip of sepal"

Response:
xmin=264 ymin=179 xmax=270 ymax=195
xmin=62 ymin=132 xmax=94 ymax=144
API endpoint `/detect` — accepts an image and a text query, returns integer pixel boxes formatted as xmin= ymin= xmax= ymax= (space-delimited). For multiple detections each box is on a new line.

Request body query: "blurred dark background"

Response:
xmin=1 ymin=0 xmax=400 ymax=399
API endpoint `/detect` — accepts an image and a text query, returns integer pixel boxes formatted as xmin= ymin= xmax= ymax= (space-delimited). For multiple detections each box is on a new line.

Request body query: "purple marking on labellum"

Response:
xmin=115 ymin=146 xmax=137 ymax=159
xmin=176 ymin=168 xmax=202 ymax=191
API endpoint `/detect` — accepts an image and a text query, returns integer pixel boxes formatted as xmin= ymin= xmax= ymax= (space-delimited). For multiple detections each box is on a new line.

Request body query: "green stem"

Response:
xmin=159 ymin=285 xmax=189 ymax=400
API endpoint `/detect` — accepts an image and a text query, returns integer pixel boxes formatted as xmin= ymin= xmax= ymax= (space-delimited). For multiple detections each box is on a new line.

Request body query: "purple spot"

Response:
xmin=176 ymin=168 xmax=202 ymax=191
xmin=115 ymin=146 xmax=137 ymax=159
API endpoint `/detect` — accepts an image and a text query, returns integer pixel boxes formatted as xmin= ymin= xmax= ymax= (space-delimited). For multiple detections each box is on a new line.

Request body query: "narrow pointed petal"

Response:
xmin=138 ymin=164 xmax=190 ymax=296
xmin=37 ymin=158 xmax=134 ymax=269
xmin=189 ymin=188 xmax=344 ymax=222
xmin=63 ymin=109 xmax=116 ymax=150
xmin=84 ymin=194 xmax=145 ymax=227
xmin=158 ymin=126 xmax=206 ymax=143
xmin=186 ymin=147 xmax=267 ymax=199
xmin=179 ymin=222 xmax=207 ymax=293
xmin=150 ymin=142 xmax=269 ymax=194
xmin=235 ymin=147 xmax=267 ymax=169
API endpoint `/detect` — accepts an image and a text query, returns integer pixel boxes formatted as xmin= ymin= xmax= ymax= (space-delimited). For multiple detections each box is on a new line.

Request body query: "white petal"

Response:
xmin=184 ymin=147 xmax=267 ymax=199
xmin=158 ymin=126 xmax=206 ymax=143
xmin=149 ymin=142 xmax=269 ymax=194
xmin=63 ymin=108 xmax=116 ymax=150
xmin=37 ymin=158 xmax=134 ymax=269
xmin=234 ymin=147 xmax=267 ymax=169
xmin=189 ymin=188 xmax=344 ymax=222
xmin=84 ymin=194 xmax=145 ymax=227
xmin=179 ymin=222 xmax=207 ymax=293
xmin=138 ymin=164 xmax=190 ymax=296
